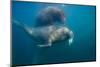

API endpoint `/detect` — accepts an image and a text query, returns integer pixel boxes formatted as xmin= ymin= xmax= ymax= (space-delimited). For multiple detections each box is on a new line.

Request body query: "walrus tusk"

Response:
xmin=68 ymin=31 xmax=74 ymax=45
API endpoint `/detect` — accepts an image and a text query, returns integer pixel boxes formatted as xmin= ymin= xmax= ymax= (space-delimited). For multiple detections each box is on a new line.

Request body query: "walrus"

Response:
xmin=35 ymin=6 xmax=65 ymax=27
xmin=12 ymin=6 xmax=74 ymax=47
xmin=13 ymin=19 xmax=74 ymax=47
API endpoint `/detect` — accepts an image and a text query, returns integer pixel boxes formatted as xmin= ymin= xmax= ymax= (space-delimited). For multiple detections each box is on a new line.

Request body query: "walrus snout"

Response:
xmin=59 ymin=27 xmax=74 ymax=45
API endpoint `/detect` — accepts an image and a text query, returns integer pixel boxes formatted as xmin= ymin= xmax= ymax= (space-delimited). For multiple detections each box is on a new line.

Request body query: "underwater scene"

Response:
xmin=12 ymin=0 xmax=96 ymax=66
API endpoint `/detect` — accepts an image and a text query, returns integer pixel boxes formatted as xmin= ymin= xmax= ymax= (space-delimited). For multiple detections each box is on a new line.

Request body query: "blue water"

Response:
xmin=12 ymin=1 xmax=96 ymax=66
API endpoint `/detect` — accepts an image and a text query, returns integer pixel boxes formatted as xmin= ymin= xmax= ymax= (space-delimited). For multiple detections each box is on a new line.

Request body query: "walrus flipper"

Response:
xmin=38 ymin=43 xmax=51 ymax=47
xmin=12 ymin=19 xmax=33 ymax=36
xmin=37 ymin=39 xmax=52 ymax=47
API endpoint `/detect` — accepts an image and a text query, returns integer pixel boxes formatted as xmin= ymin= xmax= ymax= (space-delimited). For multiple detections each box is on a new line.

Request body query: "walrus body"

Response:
xmin=13 ymin=19 xmax=73 ymax=47
xmin=12 ymin=6 xmax=74 ymax=47
xmin=35 ymin=6 xmax=65 ymax=27
xmin=28 ymin=25 xmax=73 ymax=47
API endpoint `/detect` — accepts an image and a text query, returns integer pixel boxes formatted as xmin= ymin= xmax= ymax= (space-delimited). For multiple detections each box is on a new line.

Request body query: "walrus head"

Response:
xmin=60 ymin=27 xmax=74 ymax=45
xmin=50 ymin=27 xmax=74 ymax=45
